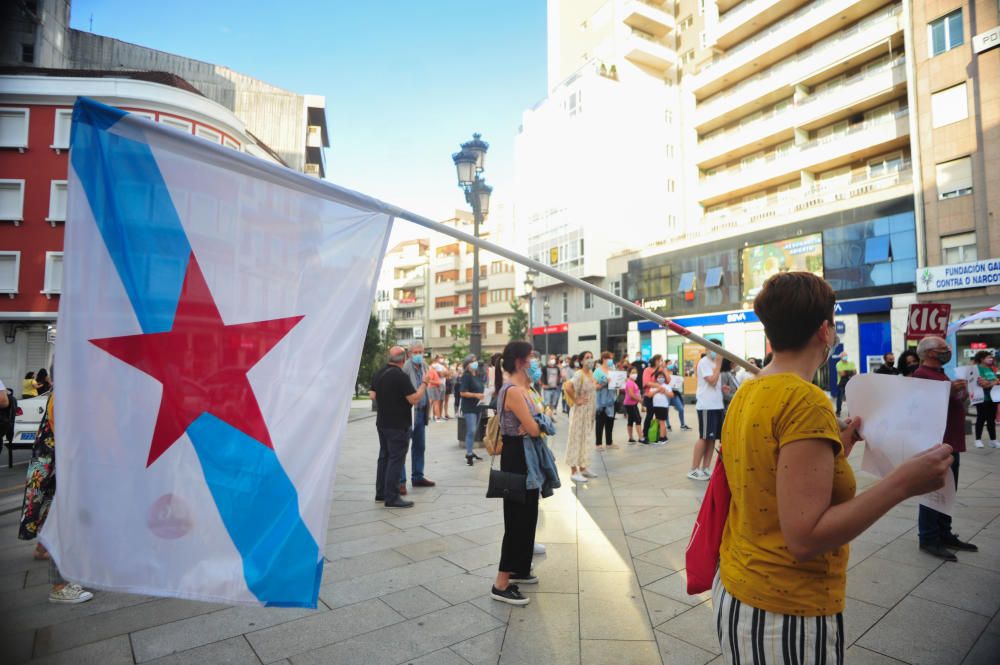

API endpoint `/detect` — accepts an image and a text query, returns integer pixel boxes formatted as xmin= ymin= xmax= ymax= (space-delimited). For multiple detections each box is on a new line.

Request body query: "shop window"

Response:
xmin=52 ymin=109 xmax=73 ymax=150
xmin=931 ymin=84 xmax=968 ymax=128
xmin=48 ymin=180 xmax=68 ymax=223
xmin=43 ymin=252 xmax=63 ymax=295
xmin=704 ymin=266 xmax=723 ymax=288
xmin=941 ymin=232 xmax=977 ymax=264
xmin=0 ymin=180 xmax=25 ymax=223
xmin=929 ymin=9 xmax=963 ymax=57
xmin=0 ymin=108 xmax=29 ymax=149
xmin=677 ymin=272 xmax=695 ymax=293
xmin=611 ymin=279 xmax=622 ymax=317
xmin=864 ymin=236 xmax=890 ymax=263
xmin=0 ymin=252 xmax=20 ymax=295
xmin=936 ymin=157 xmax=972 ymax=199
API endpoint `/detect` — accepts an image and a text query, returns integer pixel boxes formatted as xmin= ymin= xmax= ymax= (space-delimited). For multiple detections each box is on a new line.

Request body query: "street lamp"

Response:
xmin=543 ymin=299 xmax=551 ymax=358
xmin=452 ymin=133 xmax=491 ymax=357
xmin=524 ymin=269 xmax=538 ymax=343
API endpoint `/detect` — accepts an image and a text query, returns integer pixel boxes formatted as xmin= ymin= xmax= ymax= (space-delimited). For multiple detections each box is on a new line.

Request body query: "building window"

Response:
xmin=435 ymin=269 xmax=459 ymax=283
xmin=0 ymin=108 xmax=30 ymax=149
xmin=195 ymin=126 xmax=222 ymax=144
xmin=21 ymin=43 xmax=34 ymax=64
xmin=223 ymin=137 xmax=240 ymax=150
xmin=705 ymin=266 xmax=723 ymax=288
xmin=936 ymin=157 xmax=973 ymax=199
xmin=665 ymin=144 xmax=674 ymax=158
xmin=52 ymin=109 xmax=73 ymax=150
xmin=584 ymin=291 xmax=593 ymax=309
xmin=0 ymin=251 xmax=20 ymax=295
xmin=941 ymin=232 xmax=977 ymax=264
xmin=48 ymin=180 xmax=68 ymax=223
xmin=562 ymin=291 xmax=568 ymax=322
xmin=929 ymin=9 xmax=963 ymax=56
xmin=699 ymin=31 xmax=708 ymax=49
xmin=495 ymin=320 xmax=503 ymax=335
xmin=867 ymin=152 xmax=904 ymax=179
xmin=43 ymin=252 xmax=64 ymax=295
xmin=931 ymin=83 xmax=968 ymax=128
xmin=611 ymin=279 xmax=622 ymax=317
xmin=0 ymin=180 xmax=26 ymax=222
xmin=664 ymin=109 xmax=673 ymax=125
xmin=439 ymin=325 xmax=446 ymax=337
xmin=158 ymin=115 xmax=193 ymax=134
xmin=678 ymin=271 xmax=696 ymax=293
xmin=666 ymin=179 xmax=676 ymax=193
xmin=667 ymin=214 xmax=677 ymax=229
xmin=435 ymin=296 xmax=458 ymax=309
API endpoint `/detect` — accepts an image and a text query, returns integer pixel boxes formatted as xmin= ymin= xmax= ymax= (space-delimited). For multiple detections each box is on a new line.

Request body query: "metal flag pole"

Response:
xmin=113 ymin=108 xmax=757 ymax=374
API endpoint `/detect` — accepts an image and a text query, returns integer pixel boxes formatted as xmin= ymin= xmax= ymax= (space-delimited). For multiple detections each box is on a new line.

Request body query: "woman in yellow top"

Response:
xmin=22 ymin=371 xmax=39 ymax=399
xmin=715 ymin=272 xmax=953 ymax=664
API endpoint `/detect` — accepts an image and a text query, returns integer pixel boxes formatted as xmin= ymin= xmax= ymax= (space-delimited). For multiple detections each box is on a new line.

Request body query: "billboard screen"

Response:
xmin=741 ymin=233 xmax=823 ymax=304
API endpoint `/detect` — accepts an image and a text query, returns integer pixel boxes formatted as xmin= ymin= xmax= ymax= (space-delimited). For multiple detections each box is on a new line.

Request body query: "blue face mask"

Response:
xmin=527 ymin=359 xmax=542 ymax=383
xmin=412 ymin=354 xmax=423 ymax=365
xmin=469 ymin=361 xmax=479 ymax=371
xmin=709 ymin=351 xmax=718 ymax=361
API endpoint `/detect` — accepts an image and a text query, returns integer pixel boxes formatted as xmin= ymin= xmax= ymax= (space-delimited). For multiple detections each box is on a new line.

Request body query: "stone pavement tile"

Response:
xmin=131 ymin=605 xmax=316 ymax=662
xmin=33 ymin=597 xmax=227 ymax=658
xmin=642 ymin=589 xmax=690 ymax=628
xmin=392 ymin=534 xmax=478 ymax=562
xmin=441 ymin=543 xmax=502 ymax=572
xmin=573 ymin=489 xmax=618 ymax=508
xmin=399 ymin=648 xmax=472 ymax=665
xmin=450 ymin=626 xmax=504 ymax=665
xmin=963 ymin=532 xmax=1000 ymax=572
xmin=579 ymin=571 xmax=654 ymax=641
xmin=2 ymin=591 xmax=156 ymax=634
xmin=580 ymin=639 xmax=660 ymax=665
xmin=860 ymin=516 xmax=919 ymax=545
xmin=844 ymin=646 xmax=908 ymax=664
xmin=633 ymin=559 xmax=673 ymax=587
xmin=655 ymin=602 xmax=721 ymax=655
xmin=290 ymin=602 xmax=501 ymax=665
xmin=469 ymin=594 xmax=512 ymax=623
xmin=843 ymin=597 xmax=889 ymax=647
xmin=321 ymin=548 xmax=413 ymax=585
xmin=246 ymin=598 xmax=402 ymax=663
xmin=846 ymin=556 xmax=931 ymax=609
xmin=387 ymin=504 xmax=491 ymax=530
xmin=425 ymin=511 xmax=504 ymax=537
xmin=536 ymin=512 xmax=579 ymax=543
xmin=24 ymin=634 xmax=133 ymax=665
xmin=327 ymin=507 xmax=398 ymax=530
xmin=423 ymin=573 xmax=492 ymax=605
xmin=143 ymin=635 xmax=260 ymax=665
xmin=380 ymin=586 xmax=450 ymax=619
xmin=654 ymin=630 xmax=716 ymax=665
xmin=962 ymin=629 xmax=1000 ymax=665
xmin=848 ymin=537 xmax=888 ymax=570
xmin=626 ymin=536 xmax=661 ymax=557
xmin=621 ymin=505 xmax=699 ymax=534
xmin=856 ymin=596 xmax=988 ymax=665
xmin=324 ymin=526 xmax=440 ymax=560
xmin=529 ymin=542 xmax=578 ymax=594
xmin=328 ymin=500 xmax=377 ymax=516
xmin=577 ymin=529 xmax=633 ymax=573
xmin=1 ymin=627 xmax=35 ymax=665
xmin=910 ymin=562 xmax=1000 ymax=617
xmin=0 ymin=570 xmax=25 ymax=592
xmin=0 ymin=583 xmax=49 ymax=613
xmin=325 ymin=519 xmax=402 ymax=543
xmin=576 ymin=506 xmax=624 ymax=532
xmin=453 ymin=525 xmax=504 ymax=546
xmin=318 ymin=557 xmax=464 ymax=609
xmin=614 ymin=495 xmax=672 ymax=508
xmin=636 ymin=540 xmax=688 ymax=571
xmin=498 ymin=592 xmax=579 ymax=665
xmin=642 ymin=572 xmax=709 ymax=607
xmin=870 ymin=537 xmax=947 ymax=573
xmin=629 ymin=515 xmax=696 ymax=547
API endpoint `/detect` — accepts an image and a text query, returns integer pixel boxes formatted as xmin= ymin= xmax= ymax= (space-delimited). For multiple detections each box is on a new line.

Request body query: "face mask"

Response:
xmin=657 ymin=377 xmax=666 ymax=384
xmin=629 ymin=374 xmax=637 ymax=380
xmin=527 ymin=359 xmax=542 ymax=383
xmin=985 ymin=358 xmax=995 ymax=366
xmin=709 ymin=352 xmax=718 ymax=360
xmin=935 ymin=349 xmax=952 ymax=364
xmin=412 ymin=354 xmax=423 ymax=365
xmin=583 ymin=358 xmax=594 ymax=370
xmin=548 ymin=359 xmax=556 ymax=366
xmin=469 ymin=361 xmax=478 ymax=371
xmin=885 ymin=360 xmax=895 ymax=367
xmin=825 ymin=332 xmax=840 ymax=363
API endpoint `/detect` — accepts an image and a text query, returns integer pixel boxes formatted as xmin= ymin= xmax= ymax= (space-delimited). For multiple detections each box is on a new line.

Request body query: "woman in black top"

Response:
xmin=459 ymin=355 xmax=486 ymax=465
xmin=35 ymin=368 xmax=51 ymax=395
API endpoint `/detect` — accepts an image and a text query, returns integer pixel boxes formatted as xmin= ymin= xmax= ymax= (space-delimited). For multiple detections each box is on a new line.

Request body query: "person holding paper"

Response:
xmin=911 ymin=337 xmax=981 ymax=560
xmin=714 ymin=272 xmax=953 ymax=663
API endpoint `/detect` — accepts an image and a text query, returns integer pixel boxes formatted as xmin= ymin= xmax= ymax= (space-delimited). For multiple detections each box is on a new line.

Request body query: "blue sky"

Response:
xmin=69 ymin=1 xmax=548 ymax=235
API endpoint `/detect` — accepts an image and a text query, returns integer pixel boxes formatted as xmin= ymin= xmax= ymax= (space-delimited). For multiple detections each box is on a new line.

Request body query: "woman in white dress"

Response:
xmin=564 ymin=350 xmax=598 ymax=483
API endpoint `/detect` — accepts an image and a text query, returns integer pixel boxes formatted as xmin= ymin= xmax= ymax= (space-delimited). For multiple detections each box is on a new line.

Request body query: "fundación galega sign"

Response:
xmin=917 ymin=259 xmax=1000 ymax=293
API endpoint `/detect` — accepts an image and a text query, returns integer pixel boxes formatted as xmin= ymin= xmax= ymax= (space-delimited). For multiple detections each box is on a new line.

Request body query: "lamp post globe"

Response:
xmin=452 ymin=134 xmax=491 ymax=358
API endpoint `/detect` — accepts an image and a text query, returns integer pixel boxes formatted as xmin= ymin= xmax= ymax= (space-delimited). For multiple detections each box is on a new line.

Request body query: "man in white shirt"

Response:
xmin=689 ymin=345 xmax=723 ymax=480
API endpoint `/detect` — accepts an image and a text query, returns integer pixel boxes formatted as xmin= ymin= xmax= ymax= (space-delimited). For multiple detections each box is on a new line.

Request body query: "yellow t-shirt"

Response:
xmin=22 ymin=379 xmax=37 ymax=397
xmin=719 ymin=373 xmax=856 ymax=617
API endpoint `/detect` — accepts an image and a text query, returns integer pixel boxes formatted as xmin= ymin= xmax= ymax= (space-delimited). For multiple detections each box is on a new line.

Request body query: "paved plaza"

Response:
xmin=1 ymin=404 xmax=999 ymax=665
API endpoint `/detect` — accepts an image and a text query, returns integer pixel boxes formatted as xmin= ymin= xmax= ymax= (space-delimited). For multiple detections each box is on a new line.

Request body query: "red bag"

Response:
xmin=685 ymin=454 xmax=731 ymax=595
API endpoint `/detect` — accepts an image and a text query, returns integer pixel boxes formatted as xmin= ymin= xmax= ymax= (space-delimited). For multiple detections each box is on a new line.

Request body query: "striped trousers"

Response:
xmin=712 ymin=571 xmax=845 ymax=665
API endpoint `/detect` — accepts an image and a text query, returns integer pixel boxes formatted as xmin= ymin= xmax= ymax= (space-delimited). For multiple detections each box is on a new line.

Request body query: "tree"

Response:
xmin=380 ymin=320 xmax=398 ymax=352
xmin=356 ymin=314 xmax=382 ymax=395
xmin=449 ymin=326 xmax=470 ymax=365
xmin=507 ymin=301 xmax=528 ymax=342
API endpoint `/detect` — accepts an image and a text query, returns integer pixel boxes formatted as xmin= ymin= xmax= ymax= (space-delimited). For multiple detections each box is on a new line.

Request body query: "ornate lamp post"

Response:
xmin=452 ymin=133 xmax=491 ymax=357
xmin=524 ymin=268 xmax=538 ymax=343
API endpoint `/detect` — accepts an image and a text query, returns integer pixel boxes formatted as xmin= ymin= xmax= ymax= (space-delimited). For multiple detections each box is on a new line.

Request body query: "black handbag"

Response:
xmin=486 ymin=453 xmax=527 ymax=503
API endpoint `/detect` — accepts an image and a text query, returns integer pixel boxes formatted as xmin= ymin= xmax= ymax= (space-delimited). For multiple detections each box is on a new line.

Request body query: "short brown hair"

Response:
xmin=754 ymin=272 xmax=836 ymax=352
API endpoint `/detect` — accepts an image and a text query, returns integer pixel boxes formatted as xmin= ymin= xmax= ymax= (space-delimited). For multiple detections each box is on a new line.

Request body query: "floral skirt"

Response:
xmin=18 ymin=453 xmax=54 ymax=541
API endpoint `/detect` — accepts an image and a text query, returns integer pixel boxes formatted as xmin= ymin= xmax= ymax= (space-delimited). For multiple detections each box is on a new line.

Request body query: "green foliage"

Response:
xmin=449 ymin=326 xmax=470 ymax=365
xmin=380 ymin=320 xmax=398 ymax=351
xmin=357 ymin=314 xmax=383 ymax=395
xmin=507 ymin=301 xmax=528 ymax=342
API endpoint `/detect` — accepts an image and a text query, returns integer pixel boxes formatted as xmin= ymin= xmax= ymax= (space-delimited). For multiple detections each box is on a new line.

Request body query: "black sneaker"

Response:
xmin=941 ymin=534 xmax=979 ymax=551
xmin=920 ymin=543 xmax=958 ymax=561
xmin=509 ymin=573 xmax=538 ymax=585
xmin=491 ymin=584 xmax=530 ymax=606
xmin=681 ymin=425 xmax=692 ymax=431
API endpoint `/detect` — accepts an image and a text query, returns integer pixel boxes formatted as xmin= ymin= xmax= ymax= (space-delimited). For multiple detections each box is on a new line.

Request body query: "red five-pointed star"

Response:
xmin=90 ymin=252 xmax=303 ymax=467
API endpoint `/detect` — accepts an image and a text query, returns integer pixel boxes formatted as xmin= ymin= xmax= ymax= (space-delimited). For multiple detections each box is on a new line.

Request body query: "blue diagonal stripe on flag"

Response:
xmin=70 ymin=97 xmax=322 ymax=607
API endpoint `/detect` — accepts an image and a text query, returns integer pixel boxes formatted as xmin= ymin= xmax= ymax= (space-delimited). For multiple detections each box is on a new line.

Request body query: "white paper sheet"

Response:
xmin=608 ymin=371 xmax=627 ymax=390
xmin=846 ymin=374 xmax=956 ymax=515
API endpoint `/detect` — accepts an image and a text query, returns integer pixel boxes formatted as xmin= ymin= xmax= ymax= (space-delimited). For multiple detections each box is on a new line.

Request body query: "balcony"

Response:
xmin=696 ymin=59 xmax=906 ymax=167
xmin=624 ymin=27 xmax=678 ymax=72
xmin=694 ymin=4 xmax=902 ymax=131
xmin=698 ymin=110 xmax=910 ymax=204
xmin=393 ymin=297 xmax=425 ymax=310
xmin=700 ymin=166 xmax=912 ymax=238
xmin=622 ymin=0 xmax=675 ymax=38
xmin=715 ymin=0 xmax=812 ymax=50
xmin=691 ymin=0 xmax=888 ymax=97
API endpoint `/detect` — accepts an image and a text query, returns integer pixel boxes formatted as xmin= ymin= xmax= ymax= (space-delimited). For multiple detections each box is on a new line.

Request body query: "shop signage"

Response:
xmin=973 ymin=25 xmax=1000 ymax=54
xmin=907 ymin=303 xmax=951 ymax=339
xmin=917 ymin=259 xmax=1000 ymax=293
xmin=634 ymin=297 xmax=893 ymax=331
xmin=532 ymin=323 xmax=569 ymax=335
xmin=836 ymin=321 xmax=846 ymax=334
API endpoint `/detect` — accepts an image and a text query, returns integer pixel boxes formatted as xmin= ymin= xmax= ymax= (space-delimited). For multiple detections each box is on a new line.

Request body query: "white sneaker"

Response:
xmin=975 ymin=440 xmax=985 ymax=448
xmin=571 ymin=473 xmax=588 ymax=483
xmin=49 ymin=583 xmax=94 ymax=604
xmin=991 ymin=440 xmax=1000 ymax=449
xmin=686 ymin=469 xmax=702 ymax=480
xmin=582 ymin=470 xmax=599 ymax=478
xmin=698 ymin=468 xmax=712 ymax=480
xmin=533 ymin=543 xmax=546 ymax=555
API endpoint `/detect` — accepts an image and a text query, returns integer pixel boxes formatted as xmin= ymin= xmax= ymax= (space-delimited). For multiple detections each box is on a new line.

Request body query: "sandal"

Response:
xmin=33 ymin=545 xmax=50 ymax=561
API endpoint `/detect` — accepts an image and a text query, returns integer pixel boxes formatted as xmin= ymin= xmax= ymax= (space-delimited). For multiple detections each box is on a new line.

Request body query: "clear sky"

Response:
xmin=68 ymin=0 xmax=548 ymax=239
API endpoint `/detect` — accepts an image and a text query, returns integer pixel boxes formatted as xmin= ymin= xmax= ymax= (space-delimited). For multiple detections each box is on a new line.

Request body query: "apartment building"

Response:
xmin=910 ymin=0 xmax=1000 ymax=361
xmin=425 ymin=211 xmax=523 ymax=358
xmin=375 ymin=239 xmax=431 ymax=348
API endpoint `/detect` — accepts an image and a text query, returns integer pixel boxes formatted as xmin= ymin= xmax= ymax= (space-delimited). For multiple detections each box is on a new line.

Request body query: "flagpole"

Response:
xmin=112 ymin=108 xmax=756 ymax=374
